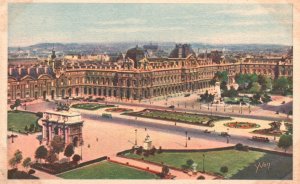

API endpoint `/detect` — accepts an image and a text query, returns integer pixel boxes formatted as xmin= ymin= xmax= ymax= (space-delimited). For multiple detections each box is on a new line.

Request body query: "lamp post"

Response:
xmin=80 ymin=140 xmax=84 ymax=160
xmin=185 ymin=131 xmax=188 ymax=148
xmin=248 ymin=104 xmax=251 ymax=114
xmin=11 ymin=126 xmax=14 ymax=143
xmin=202 ymin=154 xmax=205 ymax=172
xmin=135 ymin=129 xmax=137 ymax=147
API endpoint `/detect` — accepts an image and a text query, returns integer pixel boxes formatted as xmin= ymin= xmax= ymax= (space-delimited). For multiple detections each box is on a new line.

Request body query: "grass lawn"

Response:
xmin=7 ymin=111 xmax=41 ymax=133
xmin=71 ymin=103 xmax=115 ymax=110
xmin=58 ymin=161 xmax=159 ymax=179
xmin=124 ymin=149 xmax=292 ymax=179
xmin=125 ymin=109 xmax=230 ymax=125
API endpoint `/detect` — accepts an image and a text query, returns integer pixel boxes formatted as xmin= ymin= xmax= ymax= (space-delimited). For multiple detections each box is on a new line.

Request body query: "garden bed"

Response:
xmin=224 ymin=122 xmax=260 ymax=129
xmin=105 ymin=108 xmax=133 ymax=113
xmin=124 ymin=109 xmax=231 ymax=127
xmin=71 ymin=103 xmax=115 ymax=110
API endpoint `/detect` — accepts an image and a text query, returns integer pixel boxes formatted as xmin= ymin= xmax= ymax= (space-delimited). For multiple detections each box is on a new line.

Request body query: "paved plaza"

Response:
xmin=7 ymin=94 xmax=293 ymax=179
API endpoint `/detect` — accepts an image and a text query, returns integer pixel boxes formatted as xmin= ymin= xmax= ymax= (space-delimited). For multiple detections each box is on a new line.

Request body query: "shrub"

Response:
xmin=36 ymin=112 xmax=43 ymax=118
xmin=235 ymin=143 xmax=244 ymax=150
xmin=28 ymin=169 xmax=35 ymax=175
xmin=220 ymin=166 xmax=228 ymax=173
xmin=143 ymin=151 xmax=149 ymax=157
xmin=136 ymin=146 xmax=143 ymax=155
xmin=197 ymin=175 xmax=205 ymax=180
xmin=72 ymin=154 xmax=81 ymax=164
xmin=157 ymin=146 xmax=163 ymax=154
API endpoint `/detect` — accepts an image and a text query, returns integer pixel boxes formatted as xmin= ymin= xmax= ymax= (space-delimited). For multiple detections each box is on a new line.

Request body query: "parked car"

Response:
xmin=250 ymin=136 xmax=270 ymax=143
xmin=184 ymin=94 xmax=191 ymax=97
xmin=168 ymin=105 xmax=175 ymax=109
xmin=102 ymin=113 xmax=112 ymax=119
xmin=220 ymin=132 xmax=230 ymax=137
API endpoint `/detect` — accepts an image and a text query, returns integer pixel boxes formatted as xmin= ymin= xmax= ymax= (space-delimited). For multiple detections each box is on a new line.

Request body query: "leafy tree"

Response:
xmin=278 ymin=134 xmax=292 ymax=152
xmin=258 ymin=75 xmax=272 ymax=91
xmin=35 ymin=145 xmax=48 ymax=163
xmin=161 ymin=165 xmax=170 ymax=177
xmin=14 ymin=150 xmax=23 ymax=169
xmin=9 ymin=157 xmax=17 ymax=169
xmin=22 ymin=157 xmax=31 ymax=171
xmin=50 ymin=135 xmax=65 ymax=155
xmin=235 ymin=73 xmax=247 ymax=89
xmin=220 ymin=81 xmax=228 ymax=91
xmin=186 ymin=159 xmax=194 ymax=168
xmin=29 ymin=124 xmax=35 ymax=132
xmin=249 ymin=82 xmax=261 ymax=93
xmin=72 ymin=154 xmax=81 ymax=164
xmin=14 ymin=99 xmax=21 ymax=110
xmin=64 ymin=144 xmax=74 ymax=161
xmin=10 ymin=104 xmax=15 ymax=110
xmin=24 ymin=125 xmax=28 ymax=132
xmin=46 ymin=150 xmax=58 ymax=164
xmin=274 ymin=77 xmax=289 ymax=95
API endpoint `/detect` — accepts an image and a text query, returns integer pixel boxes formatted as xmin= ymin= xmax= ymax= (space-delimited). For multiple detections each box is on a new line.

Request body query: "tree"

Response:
xmin=278 ymin=134 xmax=292 ymax=152
xmin=249 ymin=82 xmax=261 ymax=93
xmin=14 ymin=99 xmax=21 ymax=110
xmin=10 ymin=104 xmax=15 ymax=110
xmin=64 ymin=144 xmax=74 ymax=161
xmin=35 ymin=145 xmax=48 ymax=163
xmin=22 ymin=157 xmax=32 ymax=171
xmin=258 ymin=75 xmax=272 ymax=91
xmin=161 ymin=165 xmax=170 ymax=177
xmin=24 ymin=125 xmax=28 ymax=132
xmin=29 ymin=124 xmax=35 ymax=132
xmin=9 ymin=157 xmax=17 ymax=169
xmin=72 ymin=154 xmax=81 ymax=164
xmin=186 ymin=159 xmax=194 ymax=168
xmin=13 ymin=150 xmax=23 ymax=169
xmin=274 ymin=77 xmax=289 ymax=95
xmin=50 ymin=135 xmax=65 ymax=156
xmin=235 ymin=73 xmax=247 ymax=89
xmin=46 ymin=150 xmax=58 ymax=164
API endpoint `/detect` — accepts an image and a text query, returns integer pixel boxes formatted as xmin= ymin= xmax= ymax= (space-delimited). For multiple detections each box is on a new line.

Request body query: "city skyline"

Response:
xmin=9 ymin=3 xmax=293 ymax=47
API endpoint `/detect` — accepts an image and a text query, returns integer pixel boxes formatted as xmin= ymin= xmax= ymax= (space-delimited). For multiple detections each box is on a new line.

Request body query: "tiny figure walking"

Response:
xmin=96 ymin=137 xmax=98 ymax=142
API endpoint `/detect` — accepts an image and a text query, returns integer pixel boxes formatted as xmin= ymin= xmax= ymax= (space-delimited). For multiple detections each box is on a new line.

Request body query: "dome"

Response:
xmin=169 ymin=44 xmax=195 ymax=58
xmin=125 ymin=45 xmax=146 ymax=62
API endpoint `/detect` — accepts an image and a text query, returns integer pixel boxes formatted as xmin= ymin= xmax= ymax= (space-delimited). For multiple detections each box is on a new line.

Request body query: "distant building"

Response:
xmin=7 ymin=43 xmax=293 ymax=102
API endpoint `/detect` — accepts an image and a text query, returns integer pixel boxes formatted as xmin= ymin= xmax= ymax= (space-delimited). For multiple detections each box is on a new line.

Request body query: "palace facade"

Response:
xmin=7 ymin=44 xmax=293 ymax=102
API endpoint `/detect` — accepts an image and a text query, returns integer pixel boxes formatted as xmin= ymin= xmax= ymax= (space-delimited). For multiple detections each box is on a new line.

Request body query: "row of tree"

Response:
xmin=35 ymin=135 xmax=81 ymax=164
xmin=9 ymin=150 xmax=32 ymax=172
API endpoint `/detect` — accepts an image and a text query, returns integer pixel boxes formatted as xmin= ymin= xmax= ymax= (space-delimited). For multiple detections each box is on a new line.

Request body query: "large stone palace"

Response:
xmin=8 ymin=44 xmax=293 ymax=102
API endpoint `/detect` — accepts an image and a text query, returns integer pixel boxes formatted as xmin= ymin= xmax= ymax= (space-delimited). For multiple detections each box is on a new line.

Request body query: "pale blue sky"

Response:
xmin=8 ymin=3 xmax=292 ymax=47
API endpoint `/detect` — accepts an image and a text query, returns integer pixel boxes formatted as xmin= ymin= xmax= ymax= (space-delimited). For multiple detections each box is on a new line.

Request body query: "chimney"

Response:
xmin=178 ymin=45 xmax=182 ymax=58
xmin=36 ymin=67 xmax=39 ymax=74
xmin=44 ymin=66 xmax=48 ymax=74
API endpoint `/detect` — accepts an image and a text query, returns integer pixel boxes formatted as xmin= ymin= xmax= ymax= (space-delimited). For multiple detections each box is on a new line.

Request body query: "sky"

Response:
xmin=8 ymin=3 xmax=293 ymax=47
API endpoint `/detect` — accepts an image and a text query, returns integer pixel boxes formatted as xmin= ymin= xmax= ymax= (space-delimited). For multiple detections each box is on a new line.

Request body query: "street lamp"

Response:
xmin=185 ymin=131 xmax=188 ymax=147
xmin=202 ymin=154 xmax=205 ymax=172
xmin=11 ymin=126 xmax=14 ymax=143
xmin=80 ymin=140 xmax=84 ymax=160
xmin=134 ymin=129 xmax=138 ymax=147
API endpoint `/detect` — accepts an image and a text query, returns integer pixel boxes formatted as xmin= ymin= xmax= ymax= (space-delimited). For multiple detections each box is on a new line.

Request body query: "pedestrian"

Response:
xmin=96 ymin=137 xmax=98 ymax=142
xmin=145 ymin=128 xmax=147 ymax=131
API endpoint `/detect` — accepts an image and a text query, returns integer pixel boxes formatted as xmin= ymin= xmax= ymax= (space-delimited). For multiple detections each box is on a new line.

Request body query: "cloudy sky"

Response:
xmin=8 ymin=3 xmax=292 ymax=47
